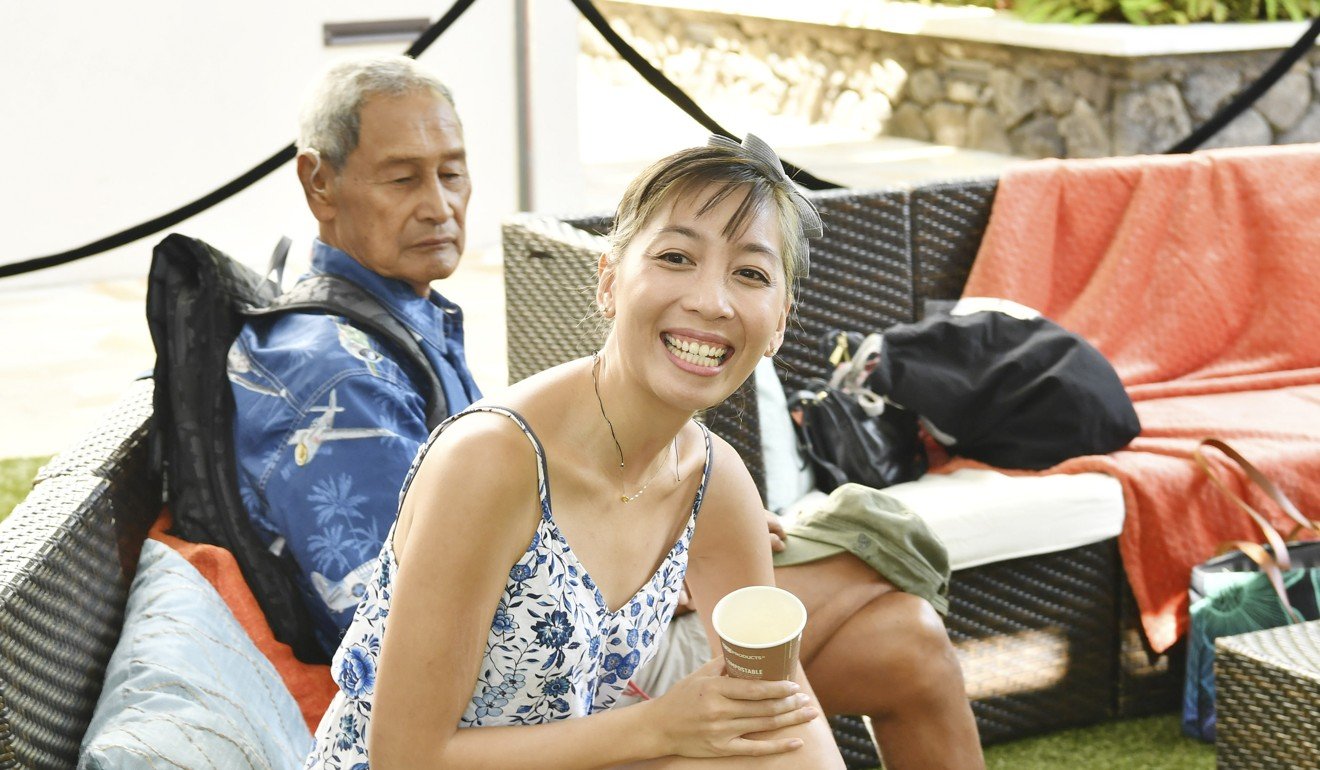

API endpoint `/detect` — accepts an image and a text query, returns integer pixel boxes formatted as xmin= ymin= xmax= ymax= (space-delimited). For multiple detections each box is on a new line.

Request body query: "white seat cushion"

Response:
xmin=785 ymin=469 xmax=1125 ymax=572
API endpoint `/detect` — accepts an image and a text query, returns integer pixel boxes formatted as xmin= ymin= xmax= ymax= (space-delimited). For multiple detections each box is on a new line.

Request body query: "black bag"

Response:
xmin=146 ymin=234 xmax=446 ymax=662
xmin=787 ymin=332 xmax=926 ymax=493
xmin=866 ymin=305 xmax=1140 ymax=470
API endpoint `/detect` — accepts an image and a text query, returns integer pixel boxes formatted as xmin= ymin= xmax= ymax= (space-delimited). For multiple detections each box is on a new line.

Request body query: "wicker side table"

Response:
xmin=1215 ymin=620 xmax=1320 ymax=769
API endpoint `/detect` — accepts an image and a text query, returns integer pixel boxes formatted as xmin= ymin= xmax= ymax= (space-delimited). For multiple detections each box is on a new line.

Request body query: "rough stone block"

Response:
xmin=915 ymin=42 xmax=937 ymax=67
xmin=1279 ymin=102 xmax=1320 ymax=144
xmin=945 ymin=58 xmax=994 ymax=83
xmin=875 ymin=58 xmax=908 ymax=102
xmin=947 ymin=79 xmax=982 ymax=105
xmin=1039 ymin=78 xmax=1075 ymax=115
xmin=1112 ymin=81 xmax=1192 ymax=155
xmin=1065 ymin=67 xmax=1112 ymax=110
xmin=907 ymin=68 xmax=943 ymax=105
xmin=1198 ymin=107 xmax=1273 ymax=150
xmin=891 ymin=102 xmax=932 ymax=141
xmin=1060 ymin=99 xmax=1111 ymax=158
xmin=927 ymin=101 xmax=969 ymax=146
xmin=1182 ymin=67 xmax=1243 ymax=123
xmin=858 ymin=92 xmax=894 ymax=136
xmin=990 ymin=68 xmax=1040 ymax=128
xmin=1010 ymin=115 xmax=1065 ymax=158
xmin=831 ymin=89 xmax=862 ymax=126
xmin=1255 ymin=71 xmax=1312 ymax=132
xmin=968 ymin=106 xmax=1012 ymax=154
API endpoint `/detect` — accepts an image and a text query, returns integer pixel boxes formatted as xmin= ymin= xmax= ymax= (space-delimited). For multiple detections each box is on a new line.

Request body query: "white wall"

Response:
xmin=0 ymin=0 xmax=581 ymax=289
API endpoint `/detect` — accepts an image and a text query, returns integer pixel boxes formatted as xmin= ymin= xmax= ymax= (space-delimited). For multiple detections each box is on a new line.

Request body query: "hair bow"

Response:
xmin=708 ymin=133 xmax=823 ymax=275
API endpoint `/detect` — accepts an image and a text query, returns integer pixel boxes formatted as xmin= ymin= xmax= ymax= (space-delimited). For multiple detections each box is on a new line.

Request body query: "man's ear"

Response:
xmin=596 ymin=252 xmax=616 ymax=318
xmin=297 ymin=151 xmax=336 ymax=223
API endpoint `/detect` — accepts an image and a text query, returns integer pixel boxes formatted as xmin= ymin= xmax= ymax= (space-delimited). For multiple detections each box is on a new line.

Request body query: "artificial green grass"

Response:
xmin=0 ymin=456 xmax=49 ymax=523
xmin=981 ymin=713 xmax=1212 ymax=769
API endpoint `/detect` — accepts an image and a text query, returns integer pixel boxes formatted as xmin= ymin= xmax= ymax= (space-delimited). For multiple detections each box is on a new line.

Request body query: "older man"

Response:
xmin=227 ymin=56 xmax=480 ymax=658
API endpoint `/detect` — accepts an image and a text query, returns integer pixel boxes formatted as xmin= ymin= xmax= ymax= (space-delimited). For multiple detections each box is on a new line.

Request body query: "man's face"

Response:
xmin=313 ymin=89 xmax=471 ymax=296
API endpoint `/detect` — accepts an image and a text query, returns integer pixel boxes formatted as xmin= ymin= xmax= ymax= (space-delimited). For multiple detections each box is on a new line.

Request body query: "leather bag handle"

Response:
xmin=1194 ymin=440 xmax=1295 ymax=571
xmin=1198 ymin=438 xmax=1319 ymax=539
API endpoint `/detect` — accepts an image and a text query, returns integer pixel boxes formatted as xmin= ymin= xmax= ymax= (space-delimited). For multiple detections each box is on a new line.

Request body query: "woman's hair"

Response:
xmin=297 ymin=55 xmax=457 ymax=171
xmin=605 ymin=145 xmax=808 ymax=300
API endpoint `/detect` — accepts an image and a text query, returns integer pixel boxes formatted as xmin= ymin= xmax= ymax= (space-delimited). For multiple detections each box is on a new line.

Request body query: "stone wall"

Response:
xmin=586 ymin=2 xmax=1320 ymax=158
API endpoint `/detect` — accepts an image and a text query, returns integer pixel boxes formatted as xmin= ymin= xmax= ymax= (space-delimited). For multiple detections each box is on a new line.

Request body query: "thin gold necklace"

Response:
xmin=591 ymin=352 xmax=677 ymax=503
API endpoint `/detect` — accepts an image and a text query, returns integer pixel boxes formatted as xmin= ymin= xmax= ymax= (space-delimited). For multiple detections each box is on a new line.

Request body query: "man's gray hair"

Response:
xmin=298 ymin=55 xmax=458 ymax=170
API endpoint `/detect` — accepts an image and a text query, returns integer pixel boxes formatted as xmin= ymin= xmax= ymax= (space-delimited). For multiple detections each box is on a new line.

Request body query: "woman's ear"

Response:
xmin=596 ymin=252 xmax=616 ymax=319
xmin=298 ymin=151 xmax=336 ymax=223
xmin=766 ymin=297 xmax=790 ymax=356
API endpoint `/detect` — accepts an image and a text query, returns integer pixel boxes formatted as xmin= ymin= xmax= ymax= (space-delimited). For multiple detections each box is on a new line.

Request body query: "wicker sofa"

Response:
xmin=502 ymin=176 xmax=1183 ymax=767
xmin=0 ymin=177 xmax=1181 ymax=770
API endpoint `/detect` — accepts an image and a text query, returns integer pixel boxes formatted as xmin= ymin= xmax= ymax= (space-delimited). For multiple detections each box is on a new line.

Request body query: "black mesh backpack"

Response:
xmin=146 ymin=233 xmax=446 ymax=662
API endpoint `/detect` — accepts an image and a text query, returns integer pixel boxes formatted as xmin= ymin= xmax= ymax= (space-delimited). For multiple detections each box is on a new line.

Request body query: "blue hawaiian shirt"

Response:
xmin=228 ymin=239 xmax=481 ymax=656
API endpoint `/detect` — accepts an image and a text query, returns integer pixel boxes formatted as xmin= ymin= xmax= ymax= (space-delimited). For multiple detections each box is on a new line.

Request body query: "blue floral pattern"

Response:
xmin=303 ymin=407 xmax=712 ymax=768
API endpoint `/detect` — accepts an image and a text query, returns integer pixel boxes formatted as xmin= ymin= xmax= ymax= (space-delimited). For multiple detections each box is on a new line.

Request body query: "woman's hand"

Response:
xmin=647 ymin=657 xmax=817 ymax=758
xmin=764 ymin=510 xmax=787 ymax=553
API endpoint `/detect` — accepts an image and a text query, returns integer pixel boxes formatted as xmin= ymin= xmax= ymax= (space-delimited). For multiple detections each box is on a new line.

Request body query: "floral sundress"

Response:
xmin=304 ymin=406 xmax=712 ymax=768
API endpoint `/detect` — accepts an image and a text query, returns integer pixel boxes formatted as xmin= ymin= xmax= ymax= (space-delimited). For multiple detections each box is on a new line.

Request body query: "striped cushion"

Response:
xmin=78 ymin=540 xmax=312 ymax=769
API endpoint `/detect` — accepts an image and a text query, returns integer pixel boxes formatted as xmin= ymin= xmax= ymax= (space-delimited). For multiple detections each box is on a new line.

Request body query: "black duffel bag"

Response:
xmin=787 ymin=331 xmax=927 ymax=493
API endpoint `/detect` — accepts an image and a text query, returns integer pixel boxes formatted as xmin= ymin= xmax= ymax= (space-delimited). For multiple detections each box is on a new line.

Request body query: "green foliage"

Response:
xmin=0 ymin=456 xmax=48 ymax=523
xmin=939 ymin=0 xmax=1320 ymax=22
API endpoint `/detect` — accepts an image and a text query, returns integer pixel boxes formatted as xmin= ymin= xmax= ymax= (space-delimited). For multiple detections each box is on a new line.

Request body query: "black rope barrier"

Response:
xmin=0 ymin=0 xmax=476 ymax=281
xmin=569 ymin=0 xmax=842 ymax=191
xmin=4 ymin=1 xmax=1319 ymax=279
xmin=1166 ymin=16 xmax=1320 ymax=153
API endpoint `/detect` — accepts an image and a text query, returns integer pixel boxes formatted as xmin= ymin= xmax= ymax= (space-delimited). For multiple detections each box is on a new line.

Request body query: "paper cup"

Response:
xmin=712 ymin=585 xmax=807 ymax=681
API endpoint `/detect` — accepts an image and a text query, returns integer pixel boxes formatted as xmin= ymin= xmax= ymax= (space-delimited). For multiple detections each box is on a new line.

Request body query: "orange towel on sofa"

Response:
xmin=949 ymin=144 xmax=1320 ymax=653
xmin=149 ymin=512 xmax=338 ymax=731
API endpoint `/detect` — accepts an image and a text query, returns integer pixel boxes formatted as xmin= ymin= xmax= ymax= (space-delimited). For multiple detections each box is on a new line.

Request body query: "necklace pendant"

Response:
xmin=621 ymin=495 xmax=631 ymax=503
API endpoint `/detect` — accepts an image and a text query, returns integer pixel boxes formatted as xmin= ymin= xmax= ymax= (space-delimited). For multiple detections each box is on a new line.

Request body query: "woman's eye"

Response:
xmin=391 ymin=176 xmax=414 ymax=185
xmin=736 ymin=267 xmax=772 ymax=285
xmin=657 ymin=252 xmax=688 ymax=265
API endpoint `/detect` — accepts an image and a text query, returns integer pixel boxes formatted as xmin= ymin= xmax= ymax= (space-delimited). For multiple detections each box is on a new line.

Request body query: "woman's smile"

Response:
xmin=661 ymin=331 xmax=732 ymax=375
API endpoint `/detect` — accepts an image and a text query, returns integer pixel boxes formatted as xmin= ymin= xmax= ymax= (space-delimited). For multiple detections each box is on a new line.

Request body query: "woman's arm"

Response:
xmin=679 ymin=435 xmax=844 ymax=768
xmin=367 ymin=416 xmax=811 ymax=769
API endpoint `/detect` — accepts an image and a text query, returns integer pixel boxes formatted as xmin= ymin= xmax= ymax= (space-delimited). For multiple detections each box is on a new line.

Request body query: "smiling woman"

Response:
xmin=301 ymin=136 xmax=844 ymax=769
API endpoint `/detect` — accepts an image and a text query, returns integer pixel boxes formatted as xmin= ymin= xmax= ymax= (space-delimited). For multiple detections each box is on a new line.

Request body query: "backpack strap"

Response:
xmin=245 ymin=275 xmax=449 ymax=429
xmin=266 ymin=236 xmax=293 ymax=288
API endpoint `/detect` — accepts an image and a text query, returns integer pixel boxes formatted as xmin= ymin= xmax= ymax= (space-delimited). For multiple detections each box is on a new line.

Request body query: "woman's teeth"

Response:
xmin=665 ymin=335 xmax=728 ymax=367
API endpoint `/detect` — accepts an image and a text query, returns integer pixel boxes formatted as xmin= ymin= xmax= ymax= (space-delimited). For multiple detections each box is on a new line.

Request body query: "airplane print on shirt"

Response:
xmin=289 ymin=389 xmax=399 ymax=466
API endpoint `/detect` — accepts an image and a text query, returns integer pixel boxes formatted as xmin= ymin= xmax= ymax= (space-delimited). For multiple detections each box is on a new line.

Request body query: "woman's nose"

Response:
xmin=682 ymin=273 xmax=734 ymax=320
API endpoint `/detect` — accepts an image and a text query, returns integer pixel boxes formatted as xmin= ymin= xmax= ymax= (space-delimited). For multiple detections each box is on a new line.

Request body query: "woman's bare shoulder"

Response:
xmin=394 ymin=409 xmax=543 ymax=561
xmin=697 ymin=427 xmax=759 ymax=499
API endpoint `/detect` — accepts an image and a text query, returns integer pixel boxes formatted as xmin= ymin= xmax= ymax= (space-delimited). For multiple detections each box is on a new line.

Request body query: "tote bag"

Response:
xmin=1182 ymin=439 xmax=1320 ymax=741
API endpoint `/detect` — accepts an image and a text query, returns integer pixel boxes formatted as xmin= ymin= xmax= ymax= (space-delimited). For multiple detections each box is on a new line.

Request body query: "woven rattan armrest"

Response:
xmin=0 ymin=382 xmax=159 ymax=769
xmin=1215 ymin=620 xmax=1320 ymax=768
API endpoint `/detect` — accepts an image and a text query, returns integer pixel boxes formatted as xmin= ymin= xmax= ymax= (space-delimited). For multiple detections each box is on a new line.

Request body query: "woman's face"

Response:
xmin=599 ymin=184 xmax=790 ymax=413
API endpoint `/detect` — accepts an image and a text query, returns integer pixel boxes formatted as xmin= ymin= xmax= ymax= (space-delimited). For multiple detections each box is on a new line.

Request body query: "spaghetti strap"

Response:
xmin=388 ymin=405 xmax=550 ymax=553
xmin=691 ymin=422 xmax=714 ymax=522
